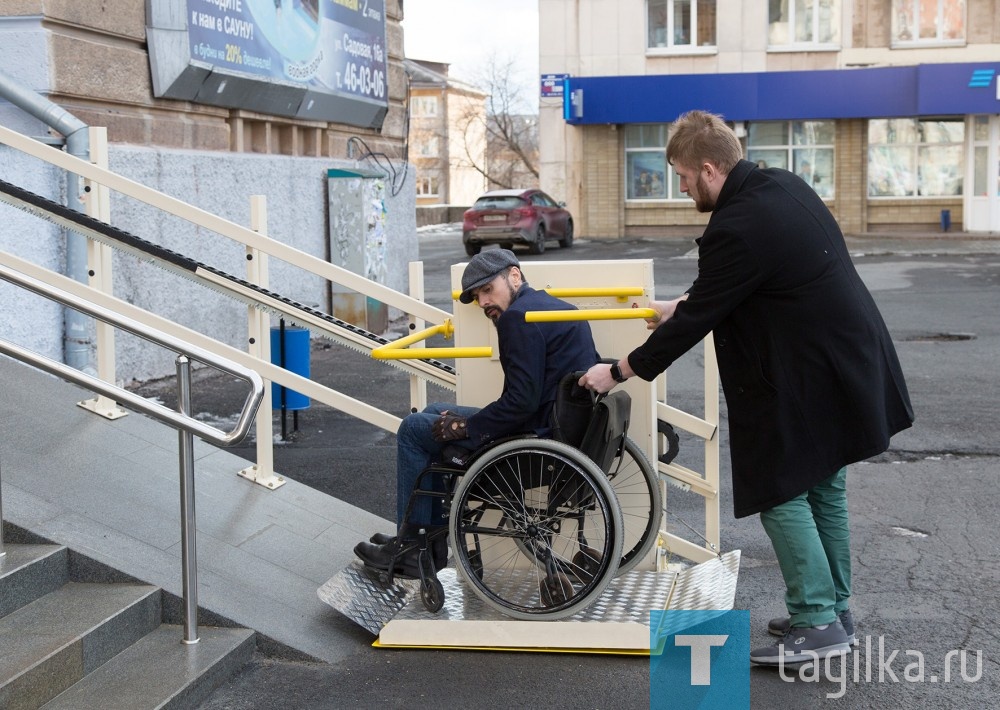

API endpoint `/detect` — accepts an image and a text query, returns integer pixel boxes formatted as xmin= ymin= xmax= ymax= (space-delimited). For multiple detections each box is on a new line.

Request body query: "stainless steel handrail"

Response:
xmin=0 ymin=262 xmax=264 ymax=642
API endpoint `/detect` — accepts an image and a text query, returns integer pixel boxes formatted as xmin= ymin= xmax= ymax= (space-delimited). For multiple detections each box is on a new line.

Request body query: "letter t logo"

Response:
xmin=674 ymin=635 xmax=729 ymax=685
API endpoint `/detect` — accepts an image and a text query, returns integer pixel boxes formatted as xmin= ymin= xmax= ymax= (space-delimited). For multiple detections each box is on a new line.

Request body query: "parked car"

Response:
xmin=462 ymin=189 xmax=574 ymax=256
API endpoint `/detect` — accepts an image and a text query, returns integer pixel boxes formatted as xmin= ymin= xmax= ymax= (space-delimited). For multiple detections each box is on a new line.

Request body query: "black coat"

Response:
xmin=628 ymin=160 xmax=914 ymax=517
xmin=465 ymin=285 xmax=601 ymax=447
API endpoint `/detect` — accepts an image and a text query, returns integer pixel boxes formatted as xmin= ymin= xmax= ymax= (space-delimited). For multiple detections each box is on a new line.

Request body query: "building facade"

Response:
xmin=404 ymin=59 xmax=488 ymax=207
xmin=539 ymin=0 xmax=1000 ymax=237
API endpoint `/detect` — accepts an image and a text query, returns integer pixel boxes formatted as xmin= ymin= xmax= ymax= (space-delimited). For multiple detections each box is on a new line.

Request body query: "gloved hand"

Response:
xmin=432 ymin=411 xmax=468 ymax=442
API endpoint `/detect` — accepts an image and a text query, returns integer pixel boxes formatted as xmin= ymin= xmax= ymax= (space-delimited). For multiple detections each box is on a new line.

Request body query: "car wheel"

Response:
xmin=465 ymin=242 xmax=481 ymax=256
xmin=529 ymin=225 xmax=546 ymax=255
xmin=559 ymin=221 xmax=574 ymax=249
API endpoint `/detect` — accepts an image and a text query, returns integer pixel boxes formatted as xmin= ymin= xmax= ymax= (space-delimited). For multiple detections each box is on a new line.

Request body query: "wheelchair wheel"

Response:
xmin=607 ymin=437 xmax=662 ymax=574
xmin=449 ymin=439 xmax=623 ymax=621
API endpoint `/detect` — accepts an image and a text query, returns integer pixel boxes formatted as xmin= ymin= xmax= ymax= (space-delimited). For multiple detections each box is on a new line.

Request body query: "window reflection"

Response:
xmin=867 ymin=118 xmax=964 ymax=197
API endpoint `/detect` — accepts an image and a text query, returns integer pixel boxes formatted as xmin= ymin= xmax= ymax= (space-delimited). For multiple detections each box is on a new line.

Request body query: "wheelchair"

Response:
xmin=370 ymin=373 xmax=664 ymax=621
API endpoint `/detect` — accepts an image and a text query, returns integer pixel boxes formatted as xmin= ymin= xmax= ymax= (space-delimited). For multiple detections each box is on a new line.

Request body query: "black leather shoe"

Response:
xmin=354 ymin=535 xmax=448 ymax=577
xmin=369 ymin=532 xmax=395 ymax=545
xmin=354 ymin=540 xmax=400 ymax=571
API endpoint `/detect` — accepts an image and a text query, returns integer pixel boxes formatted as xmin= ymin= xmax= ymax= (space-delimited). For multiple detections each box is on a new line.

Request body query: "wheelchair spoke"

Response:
xmin=450 ymin=439 xmax=623 ymax=620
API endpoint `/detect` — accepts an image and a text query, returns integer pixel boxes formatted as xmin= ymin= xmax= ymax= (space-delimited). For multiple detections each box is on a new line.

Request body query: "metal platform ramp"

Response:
xmin=318 ymin=550 xmax=740 ymax=653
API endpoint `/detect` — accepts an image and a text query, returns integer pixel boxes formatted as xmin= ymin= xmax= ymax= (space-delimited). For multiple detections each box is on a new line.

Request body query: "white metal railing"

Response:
xmin=0 ymin=122 xmax=454 ymax=488
xmin=0 ymin=122 xmax=723 ymax=565
xmin=0 ymin=262 xmax=264 ymax=644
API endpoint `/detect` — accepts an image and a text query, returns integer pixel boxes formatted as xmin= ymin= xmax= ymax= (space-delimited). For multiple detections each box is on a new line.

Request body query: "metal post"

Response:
xmin=279 ymin=318 xmax=288 ymax=440
xmin=176 ymin=355 xmax=199 ymax=644
xmin=1 ymin=455 xmax=6 ymax=558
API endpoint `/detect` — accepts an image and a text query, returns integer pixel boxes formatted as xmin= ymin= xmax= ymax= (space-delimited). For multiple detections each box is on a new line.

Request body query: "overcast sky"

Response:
xmin=401 ymin=0 xmax=540 ymax=102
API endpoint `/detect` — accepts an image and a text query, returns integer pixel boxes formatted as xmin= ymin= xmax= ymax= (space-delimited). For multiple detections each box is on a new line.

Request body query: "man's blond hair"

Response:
xmin=666 ymin=110 xmax=743 ymax=174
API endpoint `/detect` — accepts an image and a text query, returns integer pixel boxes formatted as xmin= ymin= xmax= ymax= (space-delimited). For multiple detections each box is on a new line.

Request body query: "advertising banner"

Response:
xmin=186 ymin=0 xmax=386 ymax=103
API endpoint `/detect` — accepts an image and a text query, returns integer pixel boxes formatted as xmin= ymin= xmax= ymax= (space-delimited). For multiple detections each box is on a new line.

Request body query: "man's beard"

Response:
xmin=694 ymin=173 xmax=716 ymax=212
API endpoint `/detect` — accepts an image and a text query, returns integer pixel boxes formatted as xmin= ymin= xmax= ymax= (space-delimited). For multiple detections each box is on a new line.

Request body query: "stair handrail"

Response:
xmin=0 ymin=261 xmax=265 ymax=643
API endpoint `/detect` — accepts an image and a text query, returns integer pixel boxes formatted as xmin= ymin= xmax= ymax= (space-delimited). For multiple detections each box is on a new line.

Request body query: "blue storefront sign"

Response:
xmin=562 ymin=62 xmax=1000 ymax=125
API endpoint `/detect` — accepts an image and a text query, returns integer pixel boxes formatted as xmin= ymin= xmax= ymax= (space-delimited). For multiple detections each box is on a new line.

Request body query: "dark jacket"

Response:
xmin=465 ymin=285 xmax=600 ymax=447
xmin=628 ymin=160 xmax=914 ymax=517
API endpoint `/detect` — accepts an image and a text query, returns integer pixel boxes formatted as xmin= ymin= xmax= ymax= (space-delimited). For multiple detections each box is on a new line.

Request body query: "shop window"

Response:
xmin=410 ymin=96 xmax=438 ymax=117
xmin=768 ymin=0 xmax=840 ymax=48
xmin=868 ymin=118 xmax=963 ymax=197
xmin=416 ymin=176 xmax=439 ymax=197
xmin=625 ymin=124 xmax=681 ymax=200
xmin=747 ymin=121 xmax=835 ymax=198
xmin=891 ymin=0 xmax=964 ymax=45
xmin=647 ymin=0 xmax=716 ymax=50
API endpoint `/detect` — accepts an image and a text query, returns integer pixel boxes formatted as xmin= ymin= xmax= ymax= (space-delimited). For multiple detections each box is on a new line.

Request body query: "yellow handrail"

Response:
xmin=525 ymin=308 xmax=658 ymax=323
xmin=374 ymin=305 xmax=657 ymax=361
xmin=451 ymin=286 xmax=645 ymax=302
xmin=371 ymin=320 xmax=493 ymax=360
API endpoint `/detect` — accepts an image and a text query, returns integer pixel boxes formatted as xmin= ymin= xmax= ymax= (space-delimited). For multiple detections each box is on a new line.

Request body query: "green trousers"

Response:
xmin=759 ymin=467 xmax=851 ymax=628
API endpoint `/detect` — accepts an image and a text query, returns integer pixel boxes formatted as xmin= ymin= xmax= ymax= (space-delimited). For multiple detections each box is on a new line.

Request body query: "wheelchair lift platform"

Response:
xmin=318 ymin=550 xmax=740 ymax=653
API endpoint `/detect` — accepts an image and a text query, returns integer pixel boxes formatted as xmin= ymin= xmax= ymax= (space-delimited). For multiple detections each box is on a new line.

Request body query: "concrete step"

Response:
xmin=0 ymin=545 xmax=69 ymax=619
xmin=42 ymin=624 xmax=256 ymax=710
xmin=0 ymin=581 xmax=161 ymax=709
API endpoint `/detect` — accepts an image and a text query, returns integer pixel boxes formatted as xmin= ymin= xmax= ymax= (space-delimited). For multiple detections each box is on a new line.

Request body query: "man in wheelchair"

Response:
xmin=353 ymin=248 xmax=601 ymax=578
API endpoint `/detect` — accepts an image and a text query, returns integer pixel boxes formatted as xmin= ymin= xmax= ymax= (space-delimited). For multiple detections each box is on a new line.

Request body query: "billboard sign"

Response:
xmin=147 ymin=0 xmax=388 ymax=128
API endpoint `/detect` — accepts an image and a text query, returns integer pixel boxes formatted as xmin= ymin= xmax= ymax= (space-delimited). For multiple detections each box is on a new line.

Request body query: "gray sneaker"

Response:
xmin=768 ymin=609 xmax=856 ymax=645
xmin=751 ymin=620 xmax=852 ymax=666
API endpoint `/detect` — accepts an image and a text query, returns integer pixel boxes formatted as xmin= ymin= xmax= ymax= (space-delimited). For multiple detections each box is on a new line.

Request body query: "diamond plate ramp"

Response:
xmin=319 ymin=551 xmax=740 ymax=652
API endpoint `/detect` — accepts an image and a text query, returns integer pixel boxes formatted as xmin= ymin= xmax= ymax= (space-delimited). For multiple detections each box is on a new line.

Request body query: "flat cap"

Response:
xmin=459 ymin=249 xmax=520 ymax=304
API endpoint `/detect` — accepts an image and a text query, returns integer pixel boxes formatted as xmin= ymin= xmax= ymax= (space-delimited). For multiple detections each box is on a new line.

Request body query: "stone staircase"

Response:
xmin=0 ymin=543 xmax=255 ymax=709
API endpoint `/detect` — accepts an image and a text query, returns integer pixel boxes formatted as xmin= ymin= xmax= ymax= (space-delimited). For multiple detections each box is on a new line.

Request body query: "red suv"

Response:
xmin=462 ymin=189 xmax=574 ymax=256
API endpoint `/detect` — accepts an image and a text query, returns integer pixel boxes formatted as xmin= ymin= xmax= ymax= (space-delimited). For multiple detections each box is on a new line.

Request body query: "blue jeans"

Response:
xmin=759 ymin=467 xmax=851 ymax=628
xmin=396 ymin=403 xmax=480 ymax=529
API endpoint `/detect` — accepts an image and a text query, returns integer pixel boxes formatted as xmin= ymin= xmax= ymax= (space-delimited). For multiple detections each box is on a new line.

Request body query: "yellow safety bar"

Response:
xmin=374 ymin=301 xmax=657 ymax=361
xmin=451 ymin=286 xmax=645 ymax=302
xmin=525 ymin=308 xmax=659 ymax=323
xmin=371 ymin=320 xmax=493 ymax=360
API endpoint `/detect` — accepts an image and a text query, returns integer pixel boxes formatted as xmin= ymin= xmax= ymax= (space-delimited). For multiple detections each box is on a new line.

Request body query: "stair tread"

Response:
xmin=0 ymin=582 xmax=159 ymax=683
xmin=42 ymin=625 xmax=256 ymax=710
xmin=0 ymin=545 xmax=65 ymax=579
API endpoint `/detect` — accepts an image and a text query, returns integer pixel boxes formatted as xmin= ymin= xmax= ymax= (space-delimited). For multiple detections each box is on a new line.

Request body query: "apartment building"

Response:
xmin=538 ymin=0 xmax=1000 ymax=237
xmin=404 ymin=59 xmax=488 ymax=207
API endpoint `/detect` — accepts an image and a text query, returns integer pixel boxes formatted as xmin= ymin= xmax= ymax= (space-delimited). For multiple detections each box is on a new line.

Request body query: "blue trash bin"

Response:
xmin=270 ymin=325 xmax=310 ymax=411
xmin=940 ymin=209 xmax=951 ymax=232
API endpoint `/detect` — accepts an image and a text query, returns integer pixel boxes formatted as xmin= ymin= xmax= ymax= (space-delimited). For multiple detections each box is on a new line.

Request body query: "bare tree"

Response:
xmin=455 ymin=53 xmax=539 ymax=189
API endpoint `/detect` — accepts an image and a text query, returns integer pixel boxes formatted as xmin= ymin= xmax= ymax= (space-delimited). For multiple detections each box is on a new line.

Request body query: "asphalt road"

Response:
xmin=168 ymin=228 xmax=1000 ymax=709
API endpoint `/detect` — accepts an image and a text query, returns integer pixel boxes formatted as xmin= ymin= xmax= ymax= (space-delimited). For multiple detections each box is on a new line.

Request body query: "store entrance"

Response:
xmin=967 ymin=115 xmax=1000 ymax=233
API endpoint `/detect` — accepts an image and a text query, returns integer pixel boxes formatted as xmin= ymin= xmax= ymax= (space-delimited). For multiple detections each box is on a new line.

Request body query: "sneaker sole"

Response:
xmin=750 ymin=642 xmax=852 ymax=666
xmin=768 ymin=625 xmax=858 ymax=647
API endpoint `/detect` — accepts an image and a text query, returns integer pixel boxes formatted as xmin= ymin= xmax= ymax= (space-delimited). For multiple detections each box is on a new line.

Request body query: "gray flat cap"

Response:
xmin=459 ymin=249 xmax=520 ymax=303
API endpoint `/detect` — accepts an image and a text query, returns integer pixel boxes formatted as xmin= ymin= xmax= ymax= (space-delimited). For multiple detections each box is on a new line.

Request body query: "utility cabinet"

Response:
xmin=327 ymin=168 xmax=389 ymax=334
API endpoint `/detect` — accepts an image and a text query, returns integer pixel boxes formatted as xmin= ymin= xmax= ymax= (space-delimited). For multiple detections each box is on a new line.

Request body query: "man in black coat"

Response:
xmin=580 ymin=110 xmax=913 ymax=665
xmin=356 ymin=248 xmax=601 ymax=576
